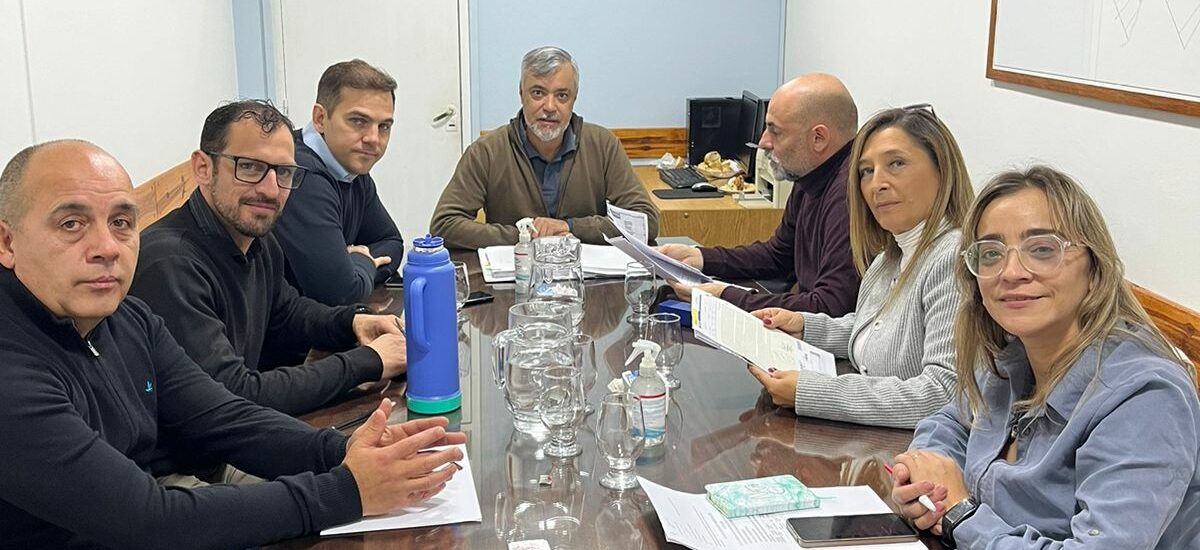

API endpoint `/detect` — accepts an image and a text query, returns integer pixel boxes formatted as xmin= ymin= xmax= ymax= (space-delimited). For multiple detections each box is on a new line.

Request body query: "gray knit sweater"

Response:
xmin=796 ymin=228 xmax=961 ymax=429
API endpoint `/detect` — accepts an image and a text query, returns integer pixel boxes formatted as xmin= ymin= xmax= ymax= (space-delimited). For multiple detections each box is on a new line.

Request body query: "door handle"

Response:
xmin=431 ymin=105 xmax=457 ymax=127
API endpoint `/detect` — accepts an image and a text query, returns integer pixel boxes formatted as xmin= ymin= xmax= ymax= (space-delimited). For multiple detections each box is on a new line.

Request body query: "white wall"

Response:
xmin=468 ymin=0 xmax=785 ymax=136
xmin=0 ymin=1 xmax=35 ymax=160
xmin=3 ymin=1 xmax=237 ymax=184
xmin=785 ymin=1 xmax=1200 ymax=310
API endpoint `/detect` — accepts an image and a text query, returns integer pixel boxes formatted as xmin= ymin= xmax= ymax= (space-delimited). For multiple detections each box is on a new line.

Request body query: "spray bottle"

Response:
xmin=514 ymin=217 xmax=536 ymax=302
xmin=626 ymin=339 xmax=667 ymax=447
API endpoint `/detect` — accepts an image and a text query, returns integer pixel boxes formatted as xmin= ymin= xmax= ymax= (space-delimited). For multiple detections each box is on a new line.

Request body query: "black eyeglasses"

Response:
xmin=902 ymin=103 xmax=937 ymax=118
xmin=205 ymin=152 xmax=306 ymax=190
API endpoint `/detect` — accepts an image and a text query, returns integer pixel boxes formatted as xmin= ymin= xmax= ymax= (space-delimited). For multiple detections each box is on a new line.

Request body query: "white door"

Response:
xmin=270 ymin=0 xmax=468 ymax=245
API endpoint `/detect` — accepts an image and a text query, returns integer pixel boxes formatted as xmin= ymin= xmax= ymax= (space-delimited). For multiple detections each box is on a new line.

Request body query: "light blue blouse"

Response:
xmin=911 ymin=331 xmax=1200 ymax=549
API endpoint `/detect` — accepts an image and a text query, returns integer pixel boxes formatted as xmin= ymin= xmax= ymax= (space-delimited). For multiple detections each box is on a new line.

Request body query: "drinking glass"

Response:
xmin=453 ymin=261 xmax=469 ymax=311
xmin=508 ymin=301 xmax=573 ymax=331
xmin=537 ymin=366 xmax=586 ymax=457
xmin=646 ymin=313 xmax=684 ymax=389
xmin=595 ymin=392 xmax=646 ymax=490
xmin=530 ymin=236 xmax=585 ymax=328
xmin=624 ymin=262 xmax=656 ymax=326
xmin=571 ymin=333 xmax=598 ymax=415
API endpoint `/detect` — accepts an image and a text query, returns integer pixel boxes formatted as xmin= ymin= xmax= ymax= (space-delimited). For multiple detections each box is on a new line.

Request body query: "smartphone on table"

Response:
xmin=786 ymin=513 xmax=918 ymax=547
xmin=462 ymin=290 xmax=494 ymax=307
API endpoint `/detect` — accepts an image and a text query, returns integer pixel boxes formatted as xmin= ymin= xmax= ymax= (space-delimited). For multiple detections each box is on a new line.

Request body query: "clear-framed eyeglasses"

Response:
xmin=962 ymin=233 xmax=1085 ymax=278
xmin=205 ymin=152 xmax=307 ymax=190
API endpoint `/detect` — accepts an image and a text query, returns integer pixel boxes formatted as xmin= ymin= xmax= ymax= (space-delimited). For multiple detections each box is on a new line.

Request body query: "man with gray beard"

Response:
xmin=431 ymin=46 xmax=659 ymax=249
xmin=658 ymin=74 xmax=861 ymax=315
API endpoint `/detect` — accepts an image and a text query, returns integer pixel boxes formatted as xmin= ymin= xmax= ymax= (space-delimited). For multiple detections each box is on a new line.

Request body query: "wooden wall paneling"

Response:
xmin=480 ymin=127 xmax=688 ymax=160
xmin=136 ymin=161 xmax=193 ymax=229
xmin=1132 ymin=283 xmax=1200 ymax=378
xmin=611 ymin=128 xmax=687 ymax=159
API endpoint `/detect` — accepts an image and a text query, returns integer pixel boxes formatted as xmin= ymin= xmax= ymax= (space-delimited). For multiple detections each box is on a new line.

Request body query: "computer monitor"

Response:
xmin=735 ymin=90 xmax=769 ymax=184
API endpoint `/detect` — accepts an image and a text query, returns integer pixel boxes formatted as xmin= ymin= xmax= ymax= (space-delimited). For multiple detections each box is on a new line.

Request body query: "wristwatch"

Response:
xmin=940 ymin=497 xmax=978 ymax=548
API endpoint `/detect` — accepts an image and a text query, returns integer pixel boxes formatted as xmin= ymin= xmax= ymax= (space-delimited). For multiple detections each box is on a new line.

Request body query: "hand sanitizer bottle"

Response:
xmin=514 ymin=217 xmax=536 ymax=302
xmin=627 ymin=339 xmax=667 ymax=447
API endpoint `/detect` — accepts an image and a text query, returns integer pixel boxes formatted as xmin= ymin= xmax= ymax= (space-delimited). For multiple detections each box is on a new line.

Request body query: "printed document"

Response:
xmin=320 ymin=444 xmax=481 ymax=536
xmin=606 ymin=201 xmax=649 ymax=244
xmin=639 ymin=478 xmax=926 ymax=550
xmin=477 ymin=244 xmax=633 ymax=282
xmin=691 ymin=289 xmax=835 ymax=376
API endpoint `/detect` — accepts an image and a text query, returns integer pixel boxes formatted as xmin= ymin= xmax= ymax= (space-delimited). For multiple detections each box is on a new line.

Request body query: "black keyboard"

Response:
xmin=657 ymin=166 xmax=708 ymax=189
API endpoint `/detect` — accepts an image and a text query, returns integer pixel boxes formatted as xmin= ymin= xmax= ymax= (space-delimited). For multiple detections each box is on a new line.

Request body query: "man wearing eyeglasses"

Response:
xmin=272 ymin=59 xmax=405 ymax=306
xmin=130 ymin=100 xmax=408 ymax=416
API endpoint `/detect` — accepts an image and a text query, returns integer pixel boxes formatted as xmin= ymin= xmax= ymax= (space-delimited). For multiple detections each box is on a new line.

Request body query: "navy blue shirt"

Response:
xmin=274 ymin=126 xmax=405 ymax=306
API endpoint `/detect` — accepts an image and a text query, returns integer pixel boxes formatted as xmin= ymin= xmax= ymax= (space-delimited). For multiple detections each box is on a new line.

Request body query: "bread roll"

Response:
xmin=703 ymin=151 xmax=723 ymax=170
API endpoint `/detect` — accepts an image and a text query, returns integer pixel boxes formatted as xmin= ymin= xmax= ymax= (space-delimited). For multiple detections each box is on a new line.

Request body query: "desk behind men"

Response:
xmin=273 ymin=253 xmax=934 ymax=549
xmin=635 ymin=165 xmax=784 ymax=249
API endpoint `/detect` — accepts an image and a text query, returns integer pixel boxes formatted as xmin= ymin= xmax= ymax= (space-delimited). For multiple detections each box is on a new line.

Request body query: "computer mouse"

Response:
xmin=691 ymin=182 xmax=717 ymax=193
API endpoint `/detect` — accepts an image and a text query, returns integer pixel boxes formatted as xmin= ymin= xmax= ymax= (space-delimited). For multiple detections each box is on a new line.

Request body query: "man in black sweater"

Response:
xmin=0 ymin=140 xmax=464 ymax=548
xmin=131 ymin=100 xmax=406 ymax=415
xmin=274 ymin=59 xmax=405 ymax=306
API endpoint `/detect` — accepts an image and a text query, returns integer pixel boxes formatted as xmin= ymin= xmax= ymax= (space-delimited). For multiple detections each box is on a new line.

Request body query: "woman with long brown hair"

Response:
xmin=750 ymin=104 xmax=973 ymax=429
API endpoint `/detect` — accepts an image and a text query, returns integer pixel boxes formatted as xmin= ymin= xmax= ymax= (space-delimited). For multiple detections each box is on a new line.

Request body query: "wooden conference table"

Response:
xmin=272 ymin=252 xmax=931 ymax=549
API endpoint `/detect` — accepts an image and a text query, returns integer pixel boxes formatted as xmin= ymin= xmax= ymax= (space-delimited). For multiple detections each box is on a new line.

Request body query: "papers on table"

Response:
xmin=606 ymin=201 xmax=649 ymax=244
xmin=691 ymin=289 xmax=835 ymax=376
xmin=639 ymin=478 xmax=926 ymax=550
xmin=478 ymin=244 xmax=634 ymax=283
xmin=320 ymin=444 xmax=481 ymax=536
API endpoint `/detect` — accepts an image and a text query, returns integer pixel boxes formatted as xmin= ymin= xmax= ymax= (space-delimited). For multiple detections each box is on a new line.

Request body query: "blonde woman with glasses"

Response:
xmin=750 ymin=104 xmax=974 ymax=429
xmin=892 ymin=166 xmax=1199 ymax=548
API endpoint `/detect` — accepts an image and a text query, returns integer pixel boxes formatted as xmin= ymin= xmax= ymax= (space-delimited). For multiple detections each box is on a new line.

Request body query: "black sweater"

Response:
xmin=0 ymin=269 xmax=361 ymax=549
xmin=274 ymin=128 xmax=405 ymax=306
xmin=131 ymin=191 xmax=384 ymax=415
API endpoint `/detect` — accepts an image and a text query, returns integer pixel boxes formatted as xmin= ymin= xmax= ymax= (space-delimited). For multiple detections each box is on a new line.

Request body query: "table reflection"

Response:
xmin=277 ymin=252 xmax=930 ymax=549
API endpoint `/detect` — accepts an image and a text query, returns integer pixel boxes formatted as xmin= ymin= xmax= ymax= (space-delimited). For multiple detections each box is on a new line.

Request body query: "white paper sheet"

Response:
xmin=606 ymin=201 xmax=649 ymax=244
xmin=639 ymin=478 xmax=926 ymax=550
xmin=320 ymin=444 xmax=481 ymax=536
xmin=690 ymin=290 xmax=836 ymax=376
xmin=478 ymin=245 xmax=634 ymax=283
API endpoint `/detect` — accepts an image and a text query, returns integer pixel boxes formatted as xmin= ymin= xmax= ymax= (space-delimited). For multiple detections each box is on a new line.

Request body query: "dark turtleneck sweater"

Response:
xmin=699 ymin=142 xmax=859 ymax=314
xmin=131 ymin=190 xmax=383 ymax=415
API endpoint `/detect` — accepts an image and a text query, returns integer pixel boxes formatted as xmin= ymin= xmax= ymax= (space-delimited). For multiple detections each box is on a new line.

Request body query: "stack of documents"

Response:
xmin=640 ymin=478 xmax=926 ymax=550
xmin=691 ymin=289 xmax=835 ymax=376
xmin=478 ymin=244 xmax=635 ymax=283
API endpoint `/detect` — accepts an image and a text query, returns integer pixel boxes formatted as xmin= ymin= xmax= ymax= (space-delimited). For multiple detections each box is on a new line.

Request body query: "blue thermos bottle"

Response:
xmin=402 ymin=235 xmax=461 ymax=414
